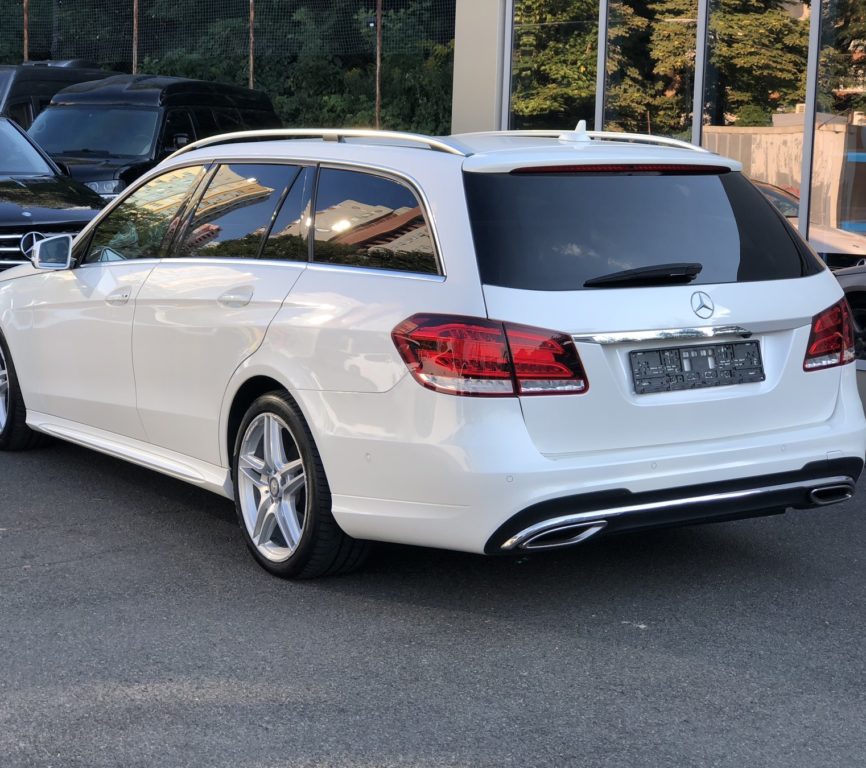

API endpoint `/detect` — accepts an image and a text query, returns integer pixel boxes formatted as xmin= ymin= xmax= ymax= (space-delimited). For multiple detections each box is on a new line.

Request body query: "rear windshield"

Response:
xmin=464 ymin=170 xmax=822 ymax=290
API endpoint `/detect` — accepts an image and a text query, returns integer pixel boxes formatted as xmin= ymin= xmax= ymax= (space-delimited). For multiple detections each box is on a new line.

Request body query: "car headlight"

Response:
xmin=84 ymin=179 xmax=126 ymax=198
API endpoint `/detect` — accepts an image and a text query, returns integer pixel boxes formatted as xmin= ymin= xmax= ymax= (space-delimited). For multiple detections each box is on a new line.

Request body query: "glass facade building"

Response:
xmin=505 ymin=0 xmax=866 ymax=264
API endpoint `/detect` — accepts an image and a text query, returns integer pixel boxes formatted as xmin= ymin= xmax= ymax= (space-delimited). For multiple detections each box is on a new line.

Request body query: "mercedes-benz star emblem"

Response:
xmin=691 ymin=291 xmax=714 ymax=319
xmin=19 ymin=231 xmax=46 ymax=259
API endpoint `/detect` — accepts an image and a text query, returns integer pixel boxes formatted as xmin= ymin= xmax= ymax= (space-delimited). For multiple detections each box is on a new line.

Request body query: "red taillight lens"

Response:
xmin=392 ymin=314 xmax=588 ymax=397
xmin=505 ymin=323 xmax=588 ymax=395
xmin=803 ymin=299 xmax=856 ymax=371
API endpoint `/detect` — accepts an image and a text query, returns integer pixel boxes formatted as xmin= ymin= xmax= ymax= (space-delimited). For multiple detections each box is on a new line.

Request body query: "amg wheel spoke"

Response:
xmin=278 ymin=459 xmax=305 ymax=498
xmin=239 ymin=452 xmax=267 ymax=488
xmin=253 ymin=495 xmax=277 ymax=547
xmin=276 ymin=501 xmax=303 ymax=550
xmin=262 ymin=414 xmax=287 ymax=472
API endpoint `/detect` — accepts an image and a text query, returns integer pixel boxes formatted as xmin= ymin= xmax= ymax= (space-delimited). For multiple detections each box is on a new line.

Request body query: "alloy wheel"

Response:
xmin=237 ymin=412 xmax=308 ymax=563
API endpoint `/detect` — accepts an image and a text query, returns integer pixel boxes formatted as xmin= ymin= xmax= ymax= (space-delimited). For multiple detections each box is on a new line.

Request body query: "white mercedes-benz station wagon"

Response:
xmin=1 ymin=126 xmax=864 ymax=578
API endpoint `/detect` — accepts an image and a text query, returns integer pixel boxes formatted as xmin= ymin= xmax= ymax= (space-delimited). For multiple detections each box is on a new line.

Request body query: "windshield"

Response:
xmin=0 ymin=119 xmax=54 ymax=175
xmin=464 ymin=170 xmax=821 ymax=291
xmin=29 ymin=106 xmax=159 ymax=158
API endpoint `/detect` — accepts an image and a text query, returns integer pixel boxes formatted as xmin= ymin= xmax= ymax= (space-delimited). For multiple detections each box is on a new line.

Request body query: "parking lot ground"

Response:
xmin=1 ymin=441 xmax=866 ymax=768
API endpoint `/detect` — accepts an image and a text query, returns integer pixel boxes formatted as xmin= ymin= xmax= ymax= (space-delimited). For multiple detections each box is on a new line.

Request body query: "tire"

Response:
xmin=232 ymin=390 xmax=369 ymax=578
xmin=0 ymin=332 xmax=49 ymax=451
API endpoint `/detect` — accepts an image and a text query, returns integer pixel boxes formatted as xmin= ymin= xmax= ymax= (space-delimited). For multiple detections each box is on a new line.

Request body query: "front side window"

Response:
xmin=179 ymin=163 xmax=300 ymax=259
xmin=312 ymin=168 xmax=438 ymax=274
xmin=83 ymin=165 xmax=205 ymax=264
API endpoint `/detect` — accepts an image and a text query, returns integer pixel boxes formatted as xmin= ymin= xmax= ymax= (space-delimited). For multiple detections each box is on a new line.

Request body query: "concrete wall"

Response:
xmin=703 ymin=121 xmax=849 ymax=228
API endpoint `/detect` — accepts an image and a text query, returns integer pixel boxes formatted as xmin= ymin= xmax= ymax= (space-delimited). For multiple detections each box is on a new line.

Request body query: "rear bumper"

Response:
xmin=485 ymin=457 xmax=862 ymax=553
xmin=298 ymin=369 xmax=866 ymax=555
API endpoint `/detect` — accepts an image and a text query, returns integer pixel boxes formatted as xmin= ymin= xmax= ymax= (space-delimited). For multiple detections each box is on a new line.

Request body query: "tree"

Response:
xmin=510 ymin=0 xmax=599 ymax=128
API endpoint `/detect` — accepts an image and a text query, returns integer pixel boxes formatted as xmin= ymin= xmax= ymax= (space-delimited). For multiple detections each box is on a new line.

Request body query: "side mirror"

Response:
xmin=32 ymin=235 xmax=73 ymax=270
xmin=172 ymin=133 xmax=190 ymax=150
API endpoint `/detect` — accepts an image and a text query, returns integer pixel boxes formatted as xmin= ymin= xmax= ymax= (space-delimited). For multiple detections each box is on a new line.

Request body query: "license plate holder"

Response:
xmin=630 ymin=341 xmax=765 ymax=394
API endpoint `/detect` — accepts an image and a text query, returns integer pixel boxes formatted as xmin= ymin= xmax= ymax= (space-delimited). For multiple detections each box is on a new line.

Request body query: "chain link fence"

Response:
xmin=0 ymin=0 xmax=456 ymax=133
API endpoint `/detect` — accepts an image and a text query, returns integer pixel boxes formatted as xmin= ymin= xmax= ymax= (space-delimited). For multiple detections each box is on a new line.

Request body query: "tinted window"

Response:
xmin=464 ymin=170 xmax=821 ymax=291
xmin=262 ymin=167 xmax=314 ymax=261
xmin=0 ymin=119 xmax=53 ymax=174
xmin=312 ymin=168 xmax=438 ymax=274
xmin=29 ymin=107 xmax=159 ymax=158
xmin=213 ymin=109 xmax=242 ymax=132
xmin=83 ymin=165 xmax=205 ymax=264
xmin=179 ymin=163 xmax=299 ymax=259
xmin=192 ymin=108 xmax=217 ymax=136
xmin=7 ymin=101 xmax=32 ymax=129
xmin=162 ymin=110 xmax=194 ymax=153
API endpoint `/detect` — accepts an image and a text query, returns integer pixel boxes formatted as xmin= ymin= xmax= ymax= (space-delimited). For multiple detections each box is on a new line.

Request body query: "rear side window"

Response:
xmin=179 ymin=163 xmax=299 ymax=259
xmin=83 ymin=165 xmax=206 ymax=264
xmin=312 ymin=168 xmax=438 ymax=275
xmin=464 ymin=170 xmax=822 ymax=291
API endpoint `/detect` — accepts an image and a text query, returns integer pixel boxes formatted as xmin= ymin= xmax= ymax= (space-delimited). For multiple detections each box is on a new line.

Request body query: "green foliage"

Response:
xmin=0 ymin=0 xmax=455 ymax=135
xmin=511 ymin=0 xmax=599 ymax=128
xmin=735 ymin=104 xmax=772 ymax=126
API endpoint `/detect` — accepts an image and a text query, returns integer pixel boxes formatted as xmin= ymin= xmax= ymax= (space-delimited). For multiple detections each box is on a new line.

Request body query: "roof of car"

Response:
xmin=161 ymin=126 xmax=743 ymax=175
xmin=48 ymin=74 xmax=275 ymax=111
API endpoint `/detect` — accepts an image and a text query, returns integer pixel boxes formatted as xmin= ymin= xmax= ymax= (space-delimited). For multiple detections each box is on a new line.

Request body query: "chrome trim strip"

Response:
xmin=168 ymin=129 xmax=468 ymax=161
xmin=306 ymin=263 xmax=446 ymax=282
xmin=572 ymin=325 xmax=753 ymax=345
xmin=501 ymin=476 xmax=855 ymax=551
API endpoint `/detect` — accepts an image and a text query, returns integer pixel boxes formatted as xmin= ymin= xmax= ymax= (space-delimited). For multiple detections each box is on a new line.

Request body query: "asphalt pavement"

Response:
xmin=1 ymin=441 xmax=865 ymax=767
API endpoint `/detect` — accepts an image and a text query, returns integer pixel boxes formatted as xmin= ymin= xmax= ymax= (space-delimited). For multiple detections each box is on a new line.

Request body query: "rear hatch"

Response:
xmin=464 ymin=159 xmax=840 ymax=456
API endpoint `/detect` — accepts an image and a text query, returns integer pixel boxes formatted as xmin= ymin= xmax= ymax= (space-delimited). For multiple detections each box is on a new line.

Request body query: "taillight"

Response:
xmin=392 ymin=314 xmax=588 ymax=397
xmin=803 ymin=299 xmax=855 ymax=371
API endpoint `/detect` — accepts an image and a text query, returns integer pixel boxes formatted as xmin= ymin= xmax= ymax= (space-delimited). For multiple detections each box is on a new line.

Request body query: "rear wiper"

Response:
xmin=584 ymin=262 xmax=703 ymax=288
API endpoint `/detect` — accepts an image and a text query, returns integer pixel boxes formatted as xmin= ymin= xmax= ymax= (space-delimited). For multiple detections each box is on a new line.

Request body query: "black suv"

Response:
xmin=0 ymin=60 xmax=113 ymax=129
xmin=0 ymin=117 xmax=103 ymax=271
xmin=27 ymin=74 xmax=282 ymax=199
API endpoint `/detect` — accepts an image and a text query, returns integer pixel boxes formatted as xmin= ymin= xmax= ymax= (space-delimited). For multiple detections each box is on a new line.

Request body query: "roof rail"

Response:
xmin=167 ymin=128 xmax=467 ymax=161
xmin=458 ymin=128 xmax=709 ymax=153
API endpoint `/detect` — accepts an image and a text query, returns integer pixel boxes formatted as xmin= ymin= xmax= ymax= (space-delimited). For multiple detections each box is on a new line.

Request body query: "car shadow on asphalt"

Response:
xmin=25 ymin=439 xmax=851 ymax=617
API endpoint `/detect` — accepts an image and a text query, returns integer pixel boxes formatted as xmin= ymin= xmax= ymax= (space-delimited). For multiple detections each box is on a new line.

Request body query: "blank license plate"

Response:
xmin=630 ymin=341 xmax=765 ymax=394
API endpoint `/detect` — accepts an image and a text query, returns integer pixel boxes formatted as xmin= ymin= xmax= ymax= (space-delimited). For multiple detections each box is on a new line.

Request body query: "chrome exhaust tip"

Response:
xmin=808 ymin=483 xmax=855 ymax=506
xmin=503 ymin=521 xmax=607 ymax=552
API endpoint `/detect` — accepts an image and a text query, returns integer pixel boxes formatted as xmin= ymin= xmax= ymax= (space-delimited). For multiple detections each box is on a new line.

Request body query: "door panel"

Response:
xmin=133 ymin=261 xmax=306 ymax=463
xmin=7 ymin=263 xmax=155 ymax=438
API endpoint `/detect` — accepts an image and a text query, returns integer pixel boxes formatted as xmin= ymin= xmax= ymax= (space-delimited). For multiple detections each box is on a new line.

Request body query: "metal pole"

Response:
xmin=375 ymin=0 xmax=382 ymax=129
xmin=132 ymin=0 xmax=139 ymax=74
xmin=499 ymin=0 xmax=515 ymax=131
xmin=798 ymin=0 xmax=823 ymax=242
xmin=594 ymin=0 xmax=609 ymax=130
xmin=690 ymin=0 xmax=710 ymax=145
xmin=249 ymin=0 xmax=255 ymax=89
xmin=23 ymin=0 xmax=29 ymax=62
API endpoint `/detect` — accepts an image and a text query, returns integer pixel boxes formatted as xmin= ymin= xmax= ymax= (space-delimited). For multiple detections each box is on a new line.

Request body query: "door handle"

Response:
xmin=217 ymin=286 xmax=254 ymax=308
xmin=105 ymin=287 xmax=131 ymax=306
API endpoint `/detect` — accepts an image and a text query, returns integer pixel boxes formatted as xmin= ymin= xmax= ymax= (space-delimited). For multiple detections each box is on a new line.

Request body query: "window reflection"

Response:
xmin=311 ymin=169 xmax=438 ymax=275
xmin=84 ymin=166 xmax=205 ymax=264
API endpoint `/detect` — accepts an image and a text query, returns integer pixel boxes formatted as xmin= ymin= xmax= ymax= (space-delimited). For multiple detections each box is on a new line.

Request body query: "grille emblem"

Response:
xmin=19 ymin=231 xmax=46 ymax=258
xmin=691 ymin=291 xmax=714 ymax=319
